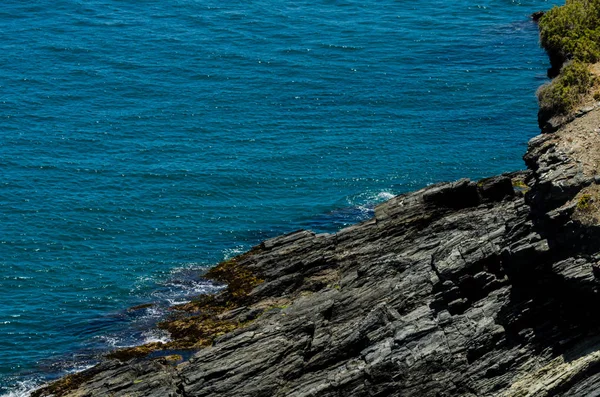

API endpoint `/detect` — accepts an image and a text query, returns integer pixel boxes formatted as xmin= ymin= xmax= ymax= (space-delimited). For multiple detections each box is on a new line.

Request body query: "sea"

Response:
xmin=0 ymin=0 xmax=554 ymax=394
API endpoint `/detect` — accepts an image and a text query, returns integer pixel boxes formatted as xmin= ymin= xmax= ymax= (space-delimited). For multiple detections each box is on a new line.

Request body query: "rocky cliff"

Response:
xmin=30 ymin=9 xmax=600 ymax=397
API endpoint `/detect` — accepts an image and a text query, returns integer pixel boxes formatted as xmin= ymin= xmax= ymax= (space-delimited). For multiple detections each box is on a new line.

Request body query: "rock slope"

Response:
xmin=32 ymin=105 xmax=600 ymax=395
xmin=31 ymin=10 xmax=600 ymax=397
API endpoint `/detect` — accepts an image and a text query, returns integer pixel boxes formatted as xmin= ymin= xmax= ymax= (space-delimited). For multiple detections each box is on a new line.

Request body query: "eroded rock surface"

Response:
xmin=31 ymin=109 xmax=600 ymax=396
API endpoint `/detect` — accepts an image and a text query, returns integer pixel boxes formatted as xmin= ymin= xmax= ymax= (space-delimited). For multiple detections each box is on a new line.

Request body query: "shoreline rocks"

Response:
xmin=30 ymin=3 xmax=600 ymax=396
xmin=30 ymin=135 xmax=600 ymax=395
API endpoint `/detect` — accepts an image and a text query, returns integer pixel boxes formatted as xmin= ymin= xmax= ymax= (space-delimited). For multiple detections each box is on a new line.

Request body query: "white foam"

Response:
xmin=1 ymin=363 xmax=99 ymax=397
xmin=67 ymin=363 xmax=95 ymax=374
xmin=376 ymin=191 xmax=396 ymax=201
xmin=141 ymin=329 xmax=171 ymax=344
xmin=93 ymin=334 xmax=122 ymax=347
xmin=157 ymin=279 xmax=222 ymax=297
xmin=356 ymin=205 xmax=372 ymax=215
xmin=346 ymin=190 xmax=397 ymax=209
xmin=168 ymin=262 xmax=209 ymax=273
xmin=145 ymin=305 xmax=162 ymax=317
xmin=166 ymin=299 xmax=190 ymax=306
xmin=222 ymin=246 xmax=246 ymax=260
xmin=1 ymin=379 xmax=41 ymax=397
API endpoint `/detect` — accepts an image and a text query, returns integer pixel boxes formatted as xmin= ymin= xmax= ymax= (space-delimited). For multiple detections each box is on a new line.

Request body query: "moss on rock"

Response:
xmin=577 ymin=193 xmax=593 ymax=211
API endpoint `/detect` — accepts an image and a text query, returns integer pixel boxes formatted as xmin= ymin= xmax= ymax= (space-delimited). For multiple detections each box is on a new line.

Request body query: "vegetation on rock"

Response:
xmin=577 ymin=193 xmax=593 ymax=211
xmin=537 ymin=1 xmax=600 ymax=121
xmin=537 ymin=60 xmax=595 ymax=116
xmin=539 ymin=0 xmax=600 ymax=65
xmin=573 ymin=186 xmax=600 ymax=225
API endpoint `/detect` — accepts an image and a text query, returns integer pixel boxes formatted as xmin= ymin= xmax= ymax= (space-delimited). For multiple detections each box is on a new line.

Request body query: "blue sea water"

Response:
xmin=0 ymin=0 xmax=554 ymax=394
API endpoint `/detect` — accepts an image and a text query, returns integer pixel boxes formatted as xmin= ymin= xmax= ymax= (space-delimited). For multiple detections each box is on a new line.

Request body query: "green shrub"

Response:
xmin=539 ymin=0 xmax=600 ymax=63
xmin=537 ymin=60 xmax=595 ymax=115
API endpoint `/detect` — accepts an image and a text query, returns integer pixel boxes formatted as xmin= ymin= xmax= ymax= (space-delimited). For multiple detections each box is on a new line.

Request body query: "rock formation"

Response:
xmin=30 ymin=6 xmax=600 ymax=397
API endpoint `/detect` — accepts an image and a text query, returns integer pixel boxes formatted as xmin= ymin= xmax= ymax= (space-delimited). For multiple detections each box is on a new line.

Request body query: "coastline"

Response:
xmin=20 ymin=4 xmax=600 ymax=397
xmin=0 ymin=3 xmax=547 ymax=394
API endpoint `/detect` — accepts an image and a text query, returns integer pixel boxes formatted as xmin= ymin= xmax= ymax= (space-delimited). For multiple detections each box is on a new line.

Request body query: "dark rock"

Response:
xmin=477 ymin=175 xmax=514 ymax=202
xmin=531 ymin=11 xmax=545 ymax=22
xmin=127 ymin=303 xmax=155 ymax=312
xmin=422 ymin=178 xmax=480 ymax=209
xmin=37 ymin=139 xmax=600 ymax=395
xmin=29 ymin=12 xmax=600 ymax=397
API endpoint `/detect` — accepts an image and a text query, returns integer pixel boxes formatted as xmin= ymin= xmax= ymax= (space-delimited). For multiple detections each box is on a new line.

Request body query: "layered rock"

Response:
xmin=30 ymin=6 xmax=600 ymax=397
xmin=31 ymin=114 xmax=600 ymax=395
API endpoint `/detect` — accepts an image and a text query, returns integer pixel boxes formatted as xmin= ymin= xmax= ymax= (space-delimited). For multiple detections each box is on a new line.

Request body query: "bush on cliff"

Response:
xmin=537 ymin=60 xmax=595 ymax=116
xmin=539 ymin=0 xmax=600 ymax=64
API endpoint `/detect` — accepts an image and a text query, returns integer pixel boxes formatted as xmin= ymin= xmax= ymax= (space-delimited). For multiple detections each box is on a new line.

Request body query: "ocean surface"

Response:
xmin=0 ymin=0 xmax=554 ymax=394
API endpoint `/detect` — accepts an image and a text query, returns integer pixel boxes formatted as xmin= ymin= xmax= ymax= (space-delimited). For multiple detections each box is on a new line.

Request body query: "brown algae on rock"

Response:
xmin=204 ymin=256 xmax=264 ymax=303
xmin=106 ymin=342 xmax=166 ymax=361
xmin=157 ymin=317 xmax=240 ymax=349
xmin=106 ymin=252 xmax=264 ymax=360
xmin=30 ymin=367 xmax=102 ymax=397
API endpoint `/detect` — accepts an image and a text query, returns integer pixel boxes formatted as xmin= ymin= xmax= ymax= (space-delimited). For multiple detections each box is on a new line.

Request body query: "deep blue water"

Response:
xmin=1 ymin=0 xmax=553 ymax=394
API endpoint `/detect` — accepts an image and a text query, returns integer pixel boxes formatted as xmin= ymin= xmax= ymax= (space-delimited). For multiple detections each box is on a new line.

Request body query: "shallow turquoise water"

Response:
xmin=0 ymin=0 xmax=553 ymax=394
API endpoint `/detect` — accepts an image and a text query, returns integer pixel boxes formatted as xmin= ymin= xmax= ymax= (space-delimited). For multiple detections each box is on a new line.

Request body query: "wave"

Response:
xmin=0 ymin=379 xmax=41 ymax=397
xmin=0 ymin=189 xmax=397 ymax=396
xmin=0 ymin=361 xmax=97 ymax=397
xmin=303 ymin=190 xmax=397 ymax=233
xmin=1 ymin=188 xmax=394 ymax=397
xmin=141 ymin=329 xmax=171 ymax=345
xmin=0 ymin=258 xmax=228 ymax=396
